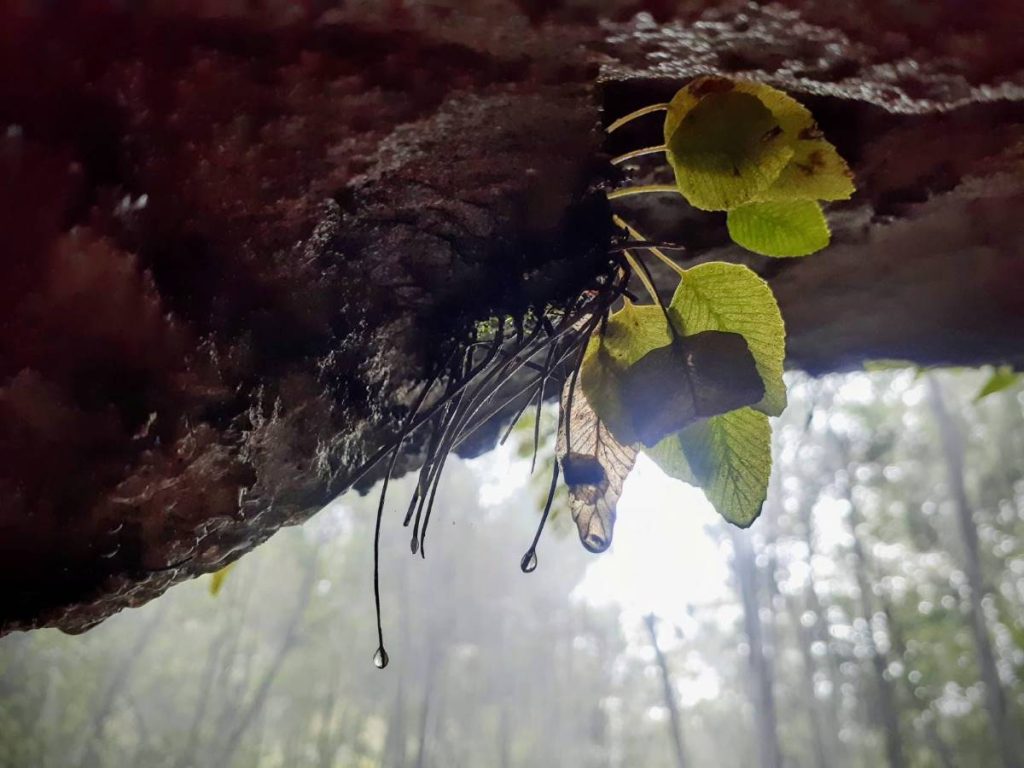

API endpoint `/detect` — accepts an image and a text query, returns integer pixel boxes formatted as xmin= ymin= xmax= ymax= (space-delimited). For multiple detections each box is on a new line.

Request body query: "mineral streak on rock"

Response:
xmin=1 ymin=0 xmax=1023 ymax=633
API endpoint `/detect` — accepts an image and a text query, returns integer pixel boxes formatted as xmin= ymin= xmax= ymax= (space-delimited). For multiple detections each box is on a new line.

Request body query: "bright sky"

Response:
xmin=470 ymin=436 xmax=734 ymax=705
xmin=574 ymin=454 xmax=731 ymax=626
xmin=473 ymin=439 xmax=730 ymax=626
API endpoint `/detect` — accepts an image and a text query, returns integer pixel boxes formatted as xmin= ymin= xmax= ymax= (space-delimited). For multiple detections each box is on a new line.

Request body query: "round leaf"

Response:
xmin=665 ymin=91 xmax=793 ymax=211
xmin=618 ymin=331 xmax=764 ymax=447
xmin=726 ymin=199 xmax=830 ymax=258
xmin=580 ymin=302 xmax=673 ymax=444
xmin=581 ymin=302 xmax=766 ymax=446
xmin=757 ymin=139 xmax=854 ymax=202
xmin=664 ymin=76 xmax=854 ymax=205
xmin=647 ymin=407 xmax=771 ymax=527
xmin=668 ymin=262 xmax=787 ymax=416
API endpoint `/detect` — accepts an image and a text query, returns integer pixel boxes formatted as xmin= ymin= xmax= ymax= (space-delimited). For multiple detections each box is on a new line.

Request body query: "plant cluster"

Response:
xmin=572 ymin=74 xmax=855 ymax=538
xmin=355 ymin=75 xmax=854 ymax=668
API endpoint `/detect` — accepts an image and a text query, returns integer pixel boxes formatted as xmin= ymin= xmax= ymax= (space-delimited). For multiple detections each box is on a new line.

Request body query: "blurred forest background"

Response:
xmin=1 ymin=369 xmax=1023 ymax=768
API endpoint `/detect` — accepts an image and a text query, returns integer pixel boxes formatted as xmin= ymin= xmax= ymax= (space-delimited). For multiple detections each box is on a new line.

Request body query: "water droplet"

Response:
xmin=410 ymin=537 xmax=419 ymax=555
xmin=520 ymin=549 xmax=538 ymax=573
xmin=373 ymin=646 xmax=389 ymax=669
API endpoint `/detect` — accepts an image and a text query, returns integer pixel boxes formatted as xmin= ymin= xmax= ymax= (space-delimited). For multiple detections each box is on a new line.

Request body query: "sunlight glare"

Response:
xmin=575 ymin=454 xmax=730 ymax=631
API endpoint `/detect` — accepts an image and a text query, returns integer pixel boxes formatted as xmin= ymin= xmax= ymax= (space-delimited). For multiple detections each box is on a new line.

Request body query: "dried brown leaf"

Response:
xmin=557 ymin=385 xmax=638 ymax=553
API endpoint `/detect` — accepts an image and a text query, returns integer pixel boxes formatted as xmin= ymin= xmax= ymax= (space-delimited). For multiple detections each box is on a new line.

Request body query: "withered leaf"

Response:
xmin=557 ymin=385 xmax=638 ymax=553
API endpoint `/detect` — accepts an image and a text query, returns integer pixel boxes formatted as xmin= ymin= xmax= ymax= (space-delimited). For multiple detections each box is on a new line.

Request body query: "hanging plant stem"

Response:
xmin=606 ymin=103 xmax=670 ymax=134
xmin=610 ymin=145 xmax=667 ymax=165
xmin=606 ymin=184 xmax=681 ymax=201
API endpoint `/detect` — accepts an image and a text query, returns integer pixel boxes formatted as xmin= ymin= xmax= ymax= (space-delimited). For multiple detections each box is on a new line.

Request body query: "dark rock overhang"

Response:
xmin=1 ymin=0 xmax=1022 ymax=634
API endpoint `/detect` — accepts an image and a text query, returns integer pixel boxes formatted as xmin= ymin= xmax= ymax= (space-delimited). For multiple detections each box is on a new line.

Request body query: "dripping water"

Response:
xmin=520 ymin=549 xmax=538 ymax=573
xmin=370 ymin=366 xmax=443 ymax=672
xmin=519 ymin=454 xmax=561 ymax=576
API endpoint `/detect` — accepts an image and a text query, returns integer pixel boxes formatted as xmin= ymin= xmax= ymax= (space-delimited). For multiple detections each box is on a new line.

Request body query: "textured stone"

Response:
xmin=2 ymin=0 xmax=1023 ymax=633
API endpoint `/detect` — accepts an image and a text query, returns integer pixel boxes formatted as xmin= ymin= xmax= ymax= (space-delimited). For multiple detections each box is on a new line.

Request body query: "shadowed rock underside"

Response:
xmin=1 ymin=0 xmax=1022 ymax=633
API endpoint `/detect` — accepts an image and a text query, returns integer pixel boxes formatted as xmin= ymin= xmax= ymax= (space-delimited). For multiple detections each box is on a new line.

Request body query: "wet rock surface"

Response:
xmin=603 ymin=4 xmax=1024 ymax=372
xmin=2 ymin=0 xmax=1022 ymax=633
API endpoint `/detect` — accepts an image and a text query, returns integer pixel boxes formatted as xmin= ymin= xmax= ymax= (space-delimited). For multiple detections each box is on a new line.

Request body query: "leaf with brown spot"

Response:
xmin=664 ymin=77 xmax=854 ymax=207
xmin=664 ymin=90 xmax=793 ymax=211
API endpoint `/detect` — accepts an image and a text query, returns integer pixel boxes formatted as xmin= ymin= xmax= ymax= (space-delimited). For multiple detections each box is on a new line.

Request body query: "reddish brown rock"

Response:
xmin=1 ymin=0 xmax=1022 ymax=633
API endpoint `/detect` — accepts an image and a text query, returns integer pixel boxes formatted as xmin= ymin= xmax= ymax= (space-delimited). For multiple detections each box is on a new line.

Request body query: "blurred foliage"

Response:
xmin=1 ymin=370 xmax=1023 ymax=768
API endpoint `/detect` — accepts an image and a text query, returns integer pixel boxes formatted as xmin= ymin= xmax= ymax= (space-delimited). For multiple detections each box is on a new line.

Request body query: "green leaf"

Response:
xmin=663 ymin=76 xmax=854 ymax=207
xmin=619 ymin=333 xmax=763 ymax=447
xmin=647 ymin=407 xmax=771 ymax=527
xmin=664 ymin=89 xmax=793 ymax=211
xmin=645 ymin=432 xmax=696 ymax=486
xmin=757 ymin=139 xmax=854 ymax=202
xmin=727 ymin=81 xmax=853 ymax=203
xmin=209 ymin=562 xmax=236 ymax=597
xmin=581 ymin=302 xmax=764 ymax=446
xmin=668 ymin=262 xmax=787 ymax=416
xmin=580 ymin=301 xmax=673 ymax=444
xmin=862 ymin=359 xmax=918 ymax=373
xmin=974 ymin=365 xmax=1019 ymax=402
xmin=726 ymin=200 xmax=830 ymax=257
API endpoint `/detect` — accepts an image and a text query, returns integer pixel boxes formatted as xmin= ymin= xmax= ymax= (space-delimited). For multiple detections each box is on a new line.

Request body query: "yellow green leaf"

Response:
xmin=664 ymin=77 xmax=803 ymax=146
xmin=726 ymin=200 xmax=830 ymax=257
xmin=757 ymin=138 xmax=854 ymax=202
xmin=647 ymin=407 xmax=771 ymax=527
xmin=580 ymin=301 xmax=673 ymax=444
xmin=209 ymin=562 xmax=236 ymax=597
xmin=617 ymin=333 xmax=762 ymax=446
xmin=663 ymin=76 xmax=853 ymax=208
xmin=668 ymin=262 xmax=787 ymax=416
xmin=862 ymin=359 xmax=918 ymax=372
xmin=581 ymin=302 xmax=764 ymax=446
xmin=974 ymin=365 xmax=1019 ymax=402
xmin=664 ymin=89 xmax=793 ymax=211
xmin=725 ymin=79 xmax=853 ymax=202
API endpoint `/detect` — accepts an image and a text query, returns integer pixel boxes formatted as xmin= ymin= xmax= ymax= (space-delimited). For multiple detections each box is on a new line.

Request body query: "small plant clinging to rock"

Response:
xmin=359 ymin=75 xmax=854 ymax=668
xmin=586 ymin=75 xmax=853 ymax=538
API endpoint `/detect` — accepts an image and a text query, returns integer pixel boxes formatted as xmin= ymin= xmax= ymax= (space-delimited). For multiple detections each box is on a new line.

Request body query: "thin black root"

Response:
xmin=364 ymin=266 xmax=631 ymax=669
xmin=519 ymin=410 xmax=564 ymax=575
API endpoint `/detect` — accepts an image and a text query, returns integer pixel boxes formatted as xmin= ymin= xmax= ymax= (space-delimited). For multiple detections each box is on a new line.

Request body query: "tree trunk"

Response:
xmin=927 ymin=375 xmax=1022 ymax=768
xmin=643 ymin=614 xmax=687 ymax=768
xmin=883 ymin=605 xmax=956 ymax=768
xmin=412 ymin=646 xmax=441 ymax=768
xmin=787 ymin=596 xmax=830 ymax=768
xmin=214 ymin=551 xmax=319 ymax=767
xmin=797 ymin=500 xmax=845 ymax=765
xmin=847 ymin=498 xmax=906 ymax=768
xmin=174 ymin=613 xmax=238 ymax=768
xmin=730 ymin=529 xmax=783 ymax=768
xmin=74 ymin=602 xmax=167 ymax=768
xmin=498 ymin=701 xmax=513 ymax=768
xmin=317 ymin=703 xmax=346 ymax=768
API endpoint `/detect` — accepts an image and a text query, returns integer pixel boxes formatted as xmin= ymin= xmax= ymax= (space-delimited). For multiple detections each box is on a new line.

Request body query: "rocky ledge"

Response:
xmin=1 ymin=0 xmax=1022 ymax=633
